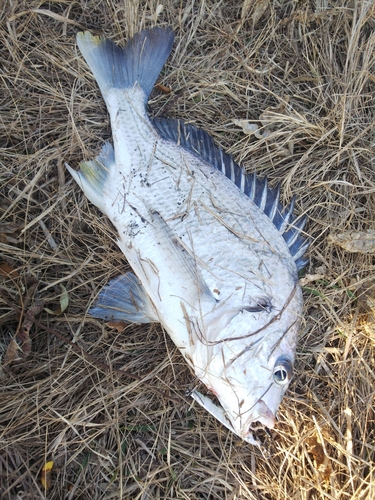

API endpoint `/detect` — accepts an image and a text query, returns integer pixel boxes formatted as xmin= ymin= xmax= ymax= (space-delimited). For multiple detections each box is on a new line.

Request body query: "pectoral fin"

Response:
xmin=89 ymin=272 xmax=158 ymax=323
xmin=118 ymin=211 xmax=216 ymax=312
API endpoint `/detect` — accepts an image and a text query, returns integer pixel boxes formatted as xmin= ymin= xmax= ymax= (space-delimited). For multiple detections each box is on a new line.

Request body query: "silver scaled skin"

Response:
xmin=67 ymin=27 xmax=307 ymax=446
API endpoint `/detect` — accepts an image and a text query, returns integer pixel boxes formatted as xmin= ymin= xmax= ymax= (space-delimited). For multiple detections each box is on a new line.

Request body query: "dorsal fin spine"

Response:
xmin=260 ymin=177 xmax=268 ymax=211
xmin=293 ymin=241 xmax=310 ymax=261
xmin=284 ymin=216 xmax=307 ymax=252
xmin=279 ymin=197 xmax=295 ymax=234
xmin=219 ymin=149 xmax=224 ymax=174
xmin=240 ymin=168 xmax=245 ymax=192
xmin=230 ymin=159 xmax=235 ymax=183
xmin=268 ymin=184 xmax=281 ymax=221
xmin=251 ymin=172 xmax=257 ymax=200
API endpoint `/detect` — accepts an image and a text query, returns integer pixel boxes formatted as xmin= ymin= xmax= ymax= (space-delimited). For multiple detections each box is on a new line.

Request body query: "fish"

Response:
xmin=66 ymin=27 xmax=308 ymax=446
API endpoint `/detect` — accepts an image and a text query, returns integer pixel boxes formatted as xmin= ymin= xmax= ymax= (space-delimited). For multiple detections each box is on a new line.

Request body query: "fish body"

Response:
xmin=67 ymin=27 xmax=308 ymax=445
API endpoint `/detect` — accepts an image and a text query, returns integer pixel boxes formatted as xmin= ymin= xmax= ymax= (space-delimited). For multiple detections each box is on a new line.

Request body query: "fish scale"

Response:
xmin=66 ymin=26 xmax=308 ymax=446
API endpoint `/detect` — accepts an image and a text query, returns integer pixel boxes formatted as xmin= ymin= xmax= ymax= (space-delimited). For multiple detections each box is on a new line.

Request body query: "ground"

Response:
xmin=0 ymin=1 xmax=374 ymax=499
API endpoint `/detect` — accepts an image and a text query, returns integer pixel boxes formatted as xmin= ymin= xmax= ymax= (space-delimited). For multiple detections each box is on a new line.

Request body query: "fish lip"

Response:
xmin=244 ymin=400 xmax=276 ymax=436
xmin=254 ymin=400 xmax=276 ymax=429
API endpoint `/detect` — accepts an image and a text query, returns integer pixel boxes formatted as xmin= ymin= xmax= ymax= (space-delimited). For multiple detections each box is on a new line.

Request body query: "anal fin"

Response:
xmin=89 ymin=272 xmax=158 ymax=323
xmin=65 ymin=142 xmax=115 ymax=215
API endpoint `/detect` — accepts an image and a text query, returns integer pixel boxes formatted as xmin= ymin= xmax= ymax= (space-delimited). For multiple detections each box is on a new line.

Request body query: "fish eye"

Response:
xmin=273 ymin=357 xmax=293 ymax=386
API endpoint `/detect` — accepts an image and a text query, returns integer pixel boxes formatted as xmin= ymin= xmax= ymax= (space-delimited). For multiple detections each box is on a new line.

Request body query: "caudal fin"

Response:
xmin=77 ymin=27 xmax=174 ymax=105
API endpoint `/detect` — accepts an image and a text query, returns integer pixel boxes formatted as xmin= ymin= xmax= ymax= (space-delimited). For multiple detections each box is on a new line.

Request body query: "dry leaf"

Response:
xmin=59 ymin=284 xmax=69 ymax=313
xmin=233 ymin=116 xmax=291 ymax=156
xmin=232 ymin=119 xmax=264 ymax=138
xmin=328 ymin=229 xmax=375 ymax=254
xmin=3 ymin=325 xmax=32 ymax=365
xmin=106 ymin=320 xmax=128 ymax=332
xmin=251 ymin=0 xmax=269 ymax=26
xmin=306 ymin=435 xmax=332 ymax=484
xmin=3 ymin=298 xmax=44 ymax=367
xmin=41 ymin=461 xmax=54 ymax=490
xmin=0 ymin=262 xmax=19 ymax=277
xmin=300 ymin=274 xmax=326 ymax=286
xmin=155 ymin=83 xmax=172 ymax=94
xmin=239 ymin=0 xmax=269 ymax=29
xmin=241 ymin=0 xmax=255 ymax=21
xmin=0 ymin=223 xmax=23 ymax=244
xmin=155 ymin=4 xmax=164 ymax=16
xmin=44 ymin=284 xmax=69 ymax=315
xmin=3 ymin=340 xmax=19 ymax=365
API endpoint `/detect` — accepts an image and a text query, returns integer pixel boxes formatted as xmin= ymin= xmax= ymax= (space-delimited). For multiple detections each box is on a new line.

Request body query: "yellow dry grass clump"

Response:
xmin=1 ymin=0 xmax=374 ymax=498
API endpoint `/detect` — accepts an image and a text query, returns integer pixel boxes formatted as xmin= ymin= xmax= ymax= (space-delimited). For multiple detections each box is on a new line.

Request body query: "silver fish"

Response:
xmin=66 ymin=27 xmax=308 ymax=446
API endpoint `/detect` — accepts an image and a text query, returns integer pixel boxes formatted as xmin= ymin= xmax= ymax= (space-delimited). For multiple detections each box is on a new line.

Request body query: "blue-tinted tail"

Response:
xmin=77 ymin=27 xmax=174 ymax=105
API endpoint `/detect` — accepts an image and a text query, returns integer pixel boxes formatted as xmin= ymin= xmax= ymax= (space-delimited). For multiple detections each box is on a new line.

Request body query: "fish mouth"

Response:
xmin=251 ymin=399 xmax=276 ymax=429
xmin=190 ymin=390 xmax=276 ymax=446
xmin=241 ymin=400 xmax=275 ymax=441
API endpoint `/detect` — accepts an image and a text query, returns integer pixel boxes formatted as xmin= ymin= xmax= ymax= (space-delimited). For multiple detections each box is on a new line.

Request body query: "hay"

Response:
xmin=1 ymin=0 xmax=374 ymax=498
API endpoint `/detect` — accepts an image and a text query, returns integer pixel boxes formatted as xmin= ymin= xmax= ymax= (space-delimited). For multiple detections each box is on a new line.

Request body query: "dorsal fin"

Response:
xmin=152 ymin=117 xmax=308 ymax=270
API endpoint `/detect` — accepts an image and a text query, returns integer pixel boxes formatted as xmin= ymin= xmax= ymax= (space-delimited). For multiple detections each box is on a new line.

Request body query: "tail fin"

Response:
xmin=76 ymin=27 xmax=174 ymax=104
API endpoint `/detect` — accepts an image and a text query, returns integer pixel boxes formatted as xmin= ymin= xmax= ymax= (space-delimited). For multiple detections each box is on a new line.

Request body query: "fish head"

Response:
xmin=195 ymin=279 xmax=303 ymax=443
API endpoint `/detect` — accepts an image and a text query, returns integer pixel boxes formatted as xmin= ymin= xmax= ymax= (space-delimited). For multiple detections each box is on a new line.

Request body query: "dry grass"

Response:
xmin=1 ymin=0 xmax=375 ymax=498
